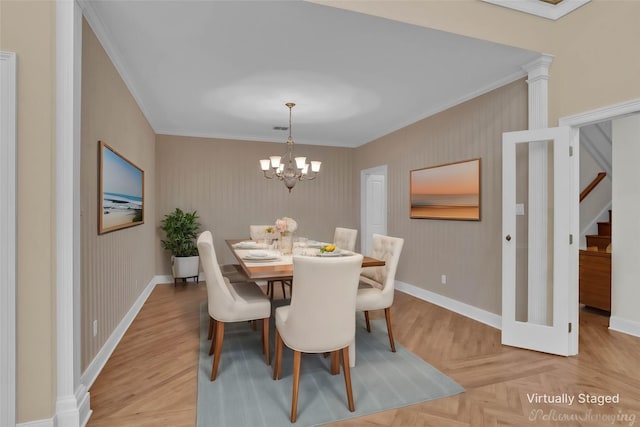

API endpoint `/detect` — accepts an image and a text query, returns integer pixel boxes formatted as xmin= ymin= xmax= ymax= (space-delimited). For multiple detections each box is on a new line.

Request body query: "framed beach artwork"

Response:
xmin=410 ymin=158 xmax=481 ymax=221
xmin=98 ymin=141 xmax=144 ymax=234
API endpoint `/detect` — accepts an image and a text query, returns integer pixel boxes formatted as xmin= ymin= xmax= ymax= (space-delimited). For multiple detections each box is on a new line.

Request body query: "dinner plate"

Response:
xmin=234 ymin=241 xmax=258 ymax=249
xmin=248 ymin=250 xmax=269 ymax=257
xmin=306 ymin=241 xmax=327 ymax=248
xmin=319 ymin=250 xmax=344 ymax=257
xmin=243 ymin=255 xmax=279 ymax=261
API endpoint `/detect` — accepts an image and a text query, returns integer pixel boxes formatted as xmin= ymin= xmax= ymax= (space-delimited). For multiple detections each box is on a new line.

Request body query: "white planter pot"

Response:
xmin=171 ymin=255 xmax=200 ymax=279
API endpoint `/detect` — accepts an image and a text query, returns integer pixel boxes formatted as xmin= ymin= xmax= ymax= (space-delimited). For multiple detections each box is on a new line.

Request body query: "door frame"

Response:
xmin=360 ymin=165 xmax=387 ymax=255
xmin=560 ymin=98 xmax=640 ymax=338
xmin=1 ymin=50 xmax=17 ymax=427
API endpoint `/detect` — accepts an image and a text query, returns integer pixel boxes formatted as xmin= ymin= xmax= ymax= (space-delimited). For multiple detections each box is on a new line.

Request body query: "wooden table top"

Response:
xmin=225 ymin=239 xmax=385 ymax=281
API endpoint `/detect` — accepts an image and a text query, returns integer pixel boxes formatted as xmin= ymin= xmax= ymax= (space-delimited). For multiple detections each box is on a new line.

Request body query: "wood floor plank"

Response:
xmin=87 ymin=283 xmax=640 ymax=426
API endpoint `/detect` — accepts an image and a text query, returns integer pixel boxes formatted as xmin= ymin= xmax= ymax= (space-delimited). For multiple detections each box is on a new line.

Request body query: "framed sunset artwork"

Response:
xmin=410 ymin=158 xmax=481 ymax=220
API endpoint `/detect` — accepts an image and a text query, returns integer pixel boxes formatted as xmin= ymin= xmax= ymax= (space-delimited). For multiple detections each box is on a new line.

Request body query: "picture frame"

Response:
xmin=410 ymin=158 xmax=481 ymax=220
xmin=98 ymin=140 xmax=144 ymax=234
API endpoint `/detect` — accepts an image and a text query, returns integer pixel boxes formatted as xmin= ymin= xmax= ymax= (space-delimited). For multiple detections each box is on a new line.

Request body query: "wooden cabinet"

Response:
xmin=579 ymin=250 xmax=611 ymax=312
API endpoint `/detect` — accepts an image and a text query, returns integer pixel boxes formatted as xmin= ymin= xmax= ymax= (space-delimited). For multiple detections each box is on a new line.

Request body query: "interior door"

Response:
xmin=361 ymin=166 xmax=387 ymax=255
xmin=502 ymin=126 xmax=578 ymax=356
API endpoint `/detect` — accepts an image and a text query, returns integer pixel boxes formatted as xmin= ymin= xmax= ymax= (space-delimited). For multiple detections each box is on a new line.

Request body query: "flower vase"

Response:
xmin=280 ymin=233 xmax=293 ymax=255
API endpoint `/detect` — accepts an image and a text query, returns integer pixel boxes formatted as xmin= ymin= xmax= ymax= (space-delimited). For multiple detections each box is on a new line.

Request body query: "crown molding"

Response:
xmin=481 ymin=0 xmax=590 ymax=20
xmin=77 ymin=0 xmax=158 ymax=131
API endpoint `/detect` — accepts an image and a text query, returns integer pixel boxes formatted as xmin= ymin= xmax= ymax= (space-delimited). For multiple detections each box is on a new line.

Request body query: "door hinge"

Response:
xmin=569 ymin=234 xmax=574 ymax=245
xmin=569 ymin=146 xmax=574 ymax=157
xmin=568 ymin=322 xmax=572 ymax=333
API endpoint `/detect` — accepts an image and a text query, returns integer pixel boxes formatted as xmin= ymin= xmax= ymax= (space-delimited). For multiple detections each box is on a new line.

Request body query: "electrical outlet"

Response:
xmin=441 ymin=274 xmax=447 ymax=285
xmin=93 ymin=320 xmax=98 ymax=337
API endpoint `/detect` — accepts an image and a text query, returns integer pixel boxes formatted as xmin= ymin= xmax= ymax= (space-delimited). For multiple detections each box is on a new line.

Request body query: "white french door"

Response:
xmin=502 ymin=126 xmax=579 ymax=356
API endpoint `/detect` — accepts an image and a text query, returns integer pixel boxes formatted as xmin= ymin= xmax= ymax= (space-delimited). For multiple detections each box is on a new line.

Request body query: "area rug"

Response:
xmin=196 ymin=303 xmax=464 ymax=427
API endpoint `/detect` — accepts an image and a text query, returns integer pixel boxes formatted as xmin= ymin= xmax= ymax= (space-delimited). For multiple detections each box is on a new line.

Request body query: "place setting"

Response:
xmin=242 ymin=250 xmax=280 ymax=262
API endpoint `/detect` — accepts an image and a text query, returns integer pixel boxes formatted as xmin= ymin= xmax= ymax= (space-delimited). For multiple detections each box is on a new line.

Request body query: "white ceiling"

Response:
xmin=81 ymin=0 xmax=542 ymax=148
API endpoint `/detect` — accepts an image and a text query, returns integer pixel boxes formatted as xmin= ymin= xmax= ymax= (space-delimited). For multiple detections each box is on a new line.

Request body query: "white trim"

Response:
xmin=56 ymin=2 xmax=90 ymax=426
xmin=0 ymin=50 xmax=17 ymax=427
xmin=81 ymin=277 xmax=160 ymax=387
xmin=481 ymin=0 xmax=590 ymax=21
xmin=558 ymin=98 xmax=640 ymax=343
xmin=609 ymin=316 xmax=640 ymax=339
xmin=16 ymin=418 xmax=54 ymax=427
xmin=559 ymin=98 xmax=640 ymax=128
xmin=396 ymin=281 xmax=502 ymax=330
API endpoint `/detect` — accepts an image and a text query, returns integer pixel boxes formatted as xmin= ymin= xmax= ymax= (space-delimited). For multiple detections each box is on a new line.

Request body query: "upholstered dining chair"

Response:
xmin=197 ymin=231 xmax=271 ymax=381
xmin=250 ymin=224 xmax=288 ymax=299
xmin=333 ymin=227 xmax=358 ymax=251
xmin=356 ymin=233 xmax=404 ymax=352
xmin=272 ymin=254 xmax=363 ymax=423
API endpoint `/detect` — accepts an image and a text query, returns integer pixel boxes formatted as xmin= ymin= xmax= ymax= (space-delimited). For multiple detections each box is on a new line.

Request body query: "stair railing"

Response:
xmin=580 ymin=172 xmax=607 ymax=202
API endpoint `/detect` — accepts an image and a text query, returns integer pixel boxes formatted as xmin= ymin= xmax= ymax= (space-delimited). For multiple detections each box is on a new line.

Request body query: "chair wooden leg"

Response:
xmin=208 ymin=319 xmax=217 ymax=355
xmin=291 ymin=350 xmax=301 ymax=423
xmin=330 ymin=351 xmax=340 ymax=375
xmin=273 ymin=329 xmax=283 ymax=380
xmin=211 ymin=321 xmax=225 ymax=381
xmin=208 ymin=316 xmax=214 ymax=340
xmin=341 ymin=347 xmax=355 ymax=412
xmin=267 ymin=281 xmax=274 ymax=300
xmin=364 ymin=311 xmax=371 ymax=333
xmin=280 ymin=281 xmax=286 ymax=299
xmin=384 ymin=307 xmax=396 ymax=353
xmin=262 ymin=317 xmax=270 ymax=366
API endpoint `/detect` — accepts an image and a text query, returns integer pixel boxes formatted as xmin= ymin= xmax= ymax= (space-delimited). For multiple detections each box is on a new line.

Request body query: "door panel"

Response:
xmin=502 ymin=127 xmax=578 ymax=356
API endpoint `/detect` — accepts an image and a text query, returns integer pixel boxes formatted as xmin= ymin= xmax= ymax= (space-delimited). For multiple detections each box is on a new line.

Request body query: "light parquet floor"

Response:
xmin=87 ymin=283 xmax=640 ymax=426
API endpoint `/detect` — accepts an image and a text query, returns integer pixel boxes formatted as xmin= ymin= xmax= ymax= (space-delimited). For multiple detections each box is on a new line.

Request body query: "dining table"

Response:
xmin=225 ymin=238 xmax=386 ymax=367
xmin=225 ymin=238 xmax=385 ymax=281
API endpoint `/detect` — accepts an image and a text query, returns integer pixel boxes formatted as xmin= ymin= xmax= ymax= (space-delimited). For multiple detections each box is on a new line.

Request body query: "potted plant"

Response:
xmin=160 ymin=208 xmax=201 ymax=283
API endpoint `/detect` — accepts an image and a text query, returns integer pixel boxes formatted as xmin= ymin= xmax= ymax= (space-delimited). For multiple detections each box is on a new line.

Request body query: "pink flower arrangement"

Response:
xmin=275 ymin=217 xmax=297 ymax=235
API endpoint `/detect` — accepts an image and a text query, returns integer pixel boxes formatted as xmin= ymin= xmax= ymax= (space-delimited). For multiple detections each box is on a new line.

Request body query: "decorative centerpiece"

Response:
xmin=275 ymin=216 xmax=297 ymax=255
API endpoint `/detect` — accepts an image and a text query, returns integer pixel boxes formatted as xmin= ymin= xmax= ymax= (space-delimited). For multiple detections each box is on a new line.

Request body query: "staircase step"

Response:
xmin=586 ymin=234 xmax=611 ymax=251
xmin=597 ymin=222 xmax=611 ymax=236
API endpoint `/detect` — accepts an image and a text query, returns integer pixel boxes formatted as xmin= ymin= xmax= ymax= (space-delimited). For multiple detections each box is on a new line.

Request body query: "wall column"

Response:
xmin=55 ymin=1 xmax=91 ymax=426
xmin=523 ymin=54 xmax=553 ymax=324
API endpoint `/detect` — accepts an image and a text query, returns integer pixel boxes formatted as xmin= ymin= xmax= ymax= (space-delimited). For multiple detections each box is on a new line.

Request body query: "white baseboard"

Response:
xmin=16 ymin=419 xmax=54 ymax=427
xmin=80 ymin=276 xmax=161 ymax=388
xmin=395 ymin=280 xmax=502 ymax=330
xmin=609 ymin=315 xmax=640 ymax=338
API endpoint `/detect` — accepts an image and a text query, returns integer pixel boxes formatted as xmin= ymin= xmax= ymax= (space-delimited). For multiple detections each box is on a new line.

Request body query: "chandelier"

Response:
xmin=259 ymin=103 xmax=321 ymax=192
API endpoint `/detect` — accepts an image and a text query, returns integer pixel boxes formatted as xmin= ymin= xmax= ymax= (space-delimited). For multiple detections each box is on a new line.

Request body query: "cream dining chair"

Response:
xmin=356 ymin=233 xmax=404 ymax=352
xmin=333 ymin=227 xmax=358 ymax=251
xmin=197 ymin=231 xmax=271 ymax=381
xmin=250 ymin=224 xmax=288 ymax=299
xmin=272 ymin=254 xmax=363 ymax=423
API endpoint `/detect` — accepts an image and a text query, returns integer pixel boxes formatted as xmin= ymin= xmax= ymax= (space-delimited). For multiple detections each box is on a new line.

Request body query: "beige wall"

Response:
xmin=80 ymin=19 xmax=157 ymax=370
xmin=1 ymin=0 xmax=57 ymax=422
xmin=155 ymin=135 xmax=357 ymax=273
xmin=309 ymin=0 xmax=640 ymax=125
xmin=355 ymin=79 xmax=528 ymax=314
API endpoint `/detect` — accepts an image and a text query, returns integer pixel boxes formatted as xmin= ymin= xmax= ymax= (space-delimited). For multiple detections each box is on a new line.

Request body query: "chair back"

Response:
xmin=333 ymin=227 xmax=358 ymax=251
xmin=250 ymin=224 xmax=277 ymax=241
xmin=197 ymin=231 xmax=236 ymax=319
xmin=361 ymin=234 xmax=404 ymax=305
xmin=283 ymin=254 xmax=363 ymax=353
